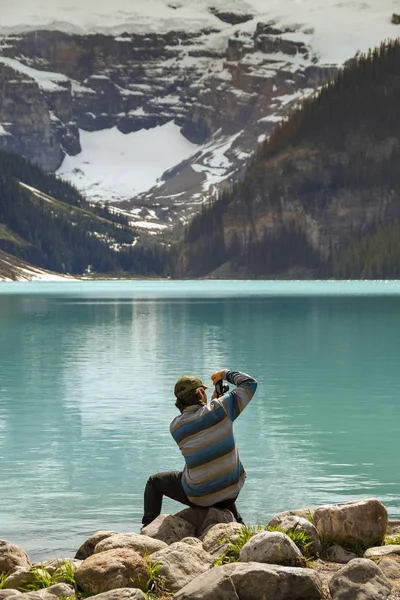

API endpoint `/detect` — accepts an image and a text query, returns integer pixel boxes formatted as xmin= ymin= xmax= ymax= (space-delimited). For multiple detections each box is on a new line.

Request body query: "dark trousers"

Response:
xmin=142 ymin=470 xmax=244 ymax=527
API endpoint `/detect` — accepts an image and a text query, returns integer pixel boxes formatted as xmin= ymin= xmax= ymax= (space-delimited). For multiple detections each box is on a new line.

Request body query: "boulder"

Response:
xmin=377 ymin=557 xmax=400 ymax=580
xmin=0 ymin=540 xmax=31 ymax=574
xmin=0 ymin=593 xmax=23 ymax=599
xmin=74 ymin=548 xmax=147 ymax=596
xmin=364 ymin=545 xmax=400 ymax=559
xmin=267 ymin=508 xmax=314 ymax=528
xmin=175 ymin=562 xmax=324 ymax=600
xmin=329 ymin=558 xmax=392 ymax=600
xmin=149 ymin=541 xmax=213 ymax=591
xmin=225 ymin=561 xmax=324 ymax=600
xmin=4 ymin=567 xmax=42 ymax=590
xmin=140 ymin=514 xmax=195 ymax=544
xmin=75 ymin=531 xmax=118 ymax=560
xmin=176 ymin=507 xmax=235 ymax=537
xmin=94 ymin=533 xmax=167 ymax=556
xmin=201 ymin=523 xmax=244 ymax=557
xmin=313 ymin=499 xmax=388 ymax=546
xmin=239 ymin=531 xmax=302 ymax=566
xmin=86 ymin=589 xmax=146 ymax=600
xmin=173 ymin=565 xmax=239 ymax=600
xmin=46 ymin=583 xmax=75 ymax=598
xmin=326 ymin=544 xmax=358 ymax=564
xmin=269 ymin=515 xmax=321 ymax=556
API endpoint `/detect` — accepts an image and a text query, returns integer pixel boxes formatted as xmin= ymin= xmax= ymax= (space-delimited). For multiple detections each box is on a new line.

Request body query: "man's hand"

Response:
xmin=211 ymin=370 xmax=227 ymax=385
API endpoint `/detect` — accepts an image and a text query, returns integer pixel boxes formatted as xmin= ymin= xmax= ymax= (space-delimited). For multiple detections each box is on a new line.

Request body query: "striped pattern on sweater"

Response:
xmin=170 ymin=370 xmax=257 ymax=506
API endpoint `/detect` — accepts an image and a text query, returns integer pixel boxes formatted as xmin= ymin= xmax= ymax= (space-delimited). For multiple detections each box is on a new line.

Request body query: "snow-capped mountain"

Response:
xmin=1 ymin=0 xmax=399 ymax=232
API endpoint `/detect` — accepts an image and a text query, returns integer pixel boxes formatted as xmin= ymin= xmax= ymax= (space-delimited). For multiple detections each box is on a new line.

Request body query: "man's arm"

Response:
xmin=210 ymin=369 xmax=257 ymax=422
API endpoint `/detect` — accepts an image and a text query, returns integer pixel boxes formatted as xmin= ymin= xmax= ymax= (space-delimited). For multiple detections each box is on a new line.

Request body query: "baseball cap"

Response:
xmin=174 ymin=375 xmax=209 ymax=398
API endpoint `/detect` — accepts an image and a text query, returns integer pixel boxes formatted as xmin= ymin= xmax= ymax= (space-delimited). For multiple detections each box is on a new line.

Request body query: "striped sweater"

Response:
xmin=170 ymin=370 xmax=257 ymax=506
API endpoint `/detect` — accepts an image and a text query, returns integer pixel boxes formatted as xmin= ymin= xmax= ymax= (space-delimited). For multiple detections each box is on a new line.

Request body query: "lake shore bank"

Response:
xmin=1 ymin=499 xmax=400 ymax=600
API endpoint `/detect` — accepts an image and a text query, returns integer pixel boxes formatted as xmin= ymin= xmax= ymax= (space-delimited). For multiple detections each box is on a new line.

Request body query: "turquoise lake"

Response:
xmin=0 ymin=280 xmax=399 ymax=560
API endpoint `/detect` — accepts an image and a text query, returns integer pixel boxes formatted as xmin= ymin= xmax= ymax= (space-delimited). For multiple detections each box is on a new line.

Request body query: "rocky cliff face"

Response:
xmin=0 ymin=22 xmax=335 ymax=220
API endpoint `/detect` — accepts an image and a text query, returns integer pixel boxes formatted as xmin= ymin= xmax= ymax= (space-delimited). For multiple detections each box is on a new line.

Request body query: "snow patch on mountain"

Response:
xmin=0 ymin=56 xmax=69 ymax=91
xmin=57 ymin=121 xmax=198 ymax=202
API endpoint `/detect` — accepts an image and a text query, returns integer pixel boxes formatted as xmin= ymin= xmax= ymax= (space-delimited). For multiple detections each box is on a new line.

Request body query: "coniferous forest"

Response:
xmin=177 ymin=39 xmax=400 ymax=279
xmin=0 ymin=152 xmax=171 ymax=277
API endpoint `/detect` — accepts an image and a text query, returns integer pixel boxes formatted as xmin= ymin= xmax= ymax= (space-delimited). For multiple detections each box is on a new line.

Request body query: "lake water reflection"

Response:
xmin=0 ymin=280 xmax=399 ymax=559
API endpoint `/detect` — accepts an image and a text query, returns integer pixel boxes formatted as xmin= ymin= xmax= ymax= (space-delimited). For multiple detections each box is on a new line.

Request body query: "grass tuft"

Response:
xmin=0 ymin=572 xmax=8 ymax=589
xmin=130 ymin=554 xmax=172 ymax=600
xmin=265 ymin=525 xmax=314 ymax=557
xmin=213 ymin=525 xmax=257 ymax=566
xmin=384 ymin=534 xmax=400 ymax=546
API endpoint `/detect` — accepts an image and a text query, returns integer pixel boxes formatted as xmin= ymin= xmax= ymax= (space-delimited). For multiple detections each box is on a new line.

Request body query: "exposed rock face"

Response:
xmin=0 ymin=22 xmax=336 ymax=221
xmin=0 ymin=64 xmax=65 ymax=171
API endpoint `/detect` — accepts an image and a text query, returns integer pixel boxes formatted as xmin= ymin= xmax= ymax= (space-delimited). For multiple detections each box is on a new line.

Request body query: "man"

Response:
xmin=142 ymin=368 xmax=257 ymax=527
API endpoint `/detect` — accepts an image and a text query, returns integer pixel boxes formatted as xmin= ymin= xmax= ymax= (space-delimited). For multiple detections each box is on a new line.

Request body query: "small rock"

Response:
xmin=85 ymin=589 xmax=146 ymax=600
xmin=0 ymin=540 xmax=31 ymax=574
xmin=267 ymin=508 xmax=314 ymax=527
xmin=329 ymin=557 xmax=392 ymax=600
xmin=239 ymin=531 xmax=302 ymax=566
xmin=94 ymin=533 xmax=167 ymax=556
xmin=364 ymin=545 xmax=400 ymax=559
xmin=180 ymin=537 xmax=203 ymax=546
xmin=140 ymin=514 xmax=194 ymax=544
xmin=75 ymin=548 xmax=147 ymax=596
xmin=149 ymin=541 xmax=213 ymax=591
xmin=326 ymin=544 xmax=358 ymax=564
xmin=46 ymin=583 xmax=75 ymax=598
xmin=75 ymin=531 xmax=118 ymax=560
xmin=43 ymin=559 xmax=81 ymax=571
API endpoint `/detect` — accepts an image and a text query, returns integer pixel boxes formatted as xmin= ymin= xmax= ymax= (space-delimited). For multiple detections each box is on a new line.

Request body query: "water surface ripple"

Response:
xmin=0 ymin=280 xmax=399 ymax=559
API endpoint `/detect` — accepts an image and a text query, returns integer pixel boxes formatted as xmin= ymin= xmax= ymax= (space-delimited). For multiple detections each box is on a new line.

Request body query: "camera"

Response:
xmin=215 ymin=380 xmax=229 ymax=397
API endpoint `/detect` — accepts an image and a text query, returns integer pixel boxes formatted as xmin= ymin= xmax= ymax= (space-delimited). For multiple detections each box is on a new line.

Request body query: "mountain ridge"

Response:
xmin=1 ymin=0 xmax=399 ymax=235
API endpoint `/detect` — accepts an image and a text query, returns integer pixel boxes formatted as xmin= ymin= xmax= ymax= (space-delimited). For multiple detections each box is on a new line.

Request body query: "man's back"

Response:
xmin=170 ymin=370 xmax=257 ymax=506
